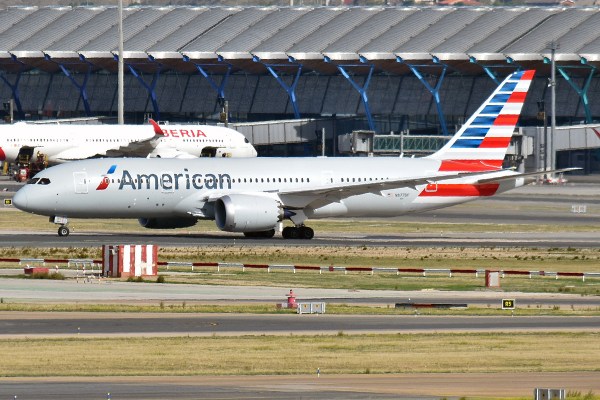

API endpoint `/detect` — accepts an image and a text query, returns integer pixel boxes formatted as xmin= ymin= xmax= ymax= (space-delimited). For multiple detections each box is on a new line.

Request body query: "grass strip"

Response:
xmin=0 ymin=332 xmax=598 ymax=377
xmin=1 ymin=245 xmax=600 ymax=273
xmin=1 ymin=303 xmax=600 ymax=316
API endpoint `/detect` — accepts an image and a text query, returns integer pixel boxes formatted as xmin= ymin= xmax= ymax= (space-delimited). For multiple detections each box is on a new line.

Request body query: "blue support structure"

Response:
xmin=554 ymin=64 xmax=596 ymax=124
xmin=253 ymin=55 xmax=302 ymax=119
xmin=183 ymin=55 xmax=232 ymax=104
xmin=45 ymin=53 xmax=93 ymax=116
xmin=468 ymin=56 xmax=521 ymax=86
xmin=118 ymin=54 xmax=162 ymax=121
xmin=0 ymin=54 xmax=26 ymax=118
xmin=398 ymin=57 xmax=449 ymax=136
xmin=325 ymin=56 xmax=375 ymax=131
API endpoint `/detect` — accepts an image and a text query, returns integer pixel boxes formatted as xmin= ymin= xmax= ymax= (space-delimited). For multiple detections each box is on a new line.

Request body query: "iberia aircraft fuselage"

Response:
xmin=0 ymin=120 xmax=257 ymax=164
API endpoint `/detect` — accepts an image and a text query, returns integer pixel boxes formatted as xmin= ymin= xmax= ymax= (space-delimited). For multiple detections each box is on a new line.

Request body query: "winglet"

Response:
xmin=149 ymin=119 xmax=164 ymax=135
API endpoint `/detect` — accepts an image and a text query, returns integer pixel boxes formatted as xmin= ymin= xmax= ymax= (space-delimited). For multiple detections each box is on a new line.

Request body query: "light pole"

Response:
xmin=117 ymin=0 xmax=124 ymax=124
xmin=537 ymin=100 xmax=548 ymax=175
xmin=549 ymin=41 xmax=558 ymax=171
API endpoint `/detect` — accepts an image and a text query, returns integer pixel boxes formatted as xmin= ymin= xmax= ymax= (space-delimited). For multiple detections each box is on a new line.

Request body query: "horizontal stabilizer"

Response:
xmin=477 ymin=168 xmax=582 ymax=184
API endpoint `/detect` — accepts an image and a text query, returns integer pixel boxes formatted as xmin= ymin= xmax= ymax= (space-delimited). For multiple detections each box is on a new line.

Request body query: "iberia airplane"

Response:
xmin=0 ymin=119 xmax=257 ymax=165
xmin=12 ymin=70 xmax=576 ymax=239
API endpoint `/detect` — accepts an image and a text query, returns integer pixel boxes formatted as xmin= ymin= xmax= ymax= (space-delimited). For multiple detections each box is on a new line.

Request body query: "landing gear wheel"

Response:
xmin=261 ymin=229 xmax=275 ymax=238
xmin=299 ymin=226 xmax=314 ymax=240
xmin=283 ymin=226 xmax=299 ymax=239
xmin=282 ymin=227 xmax=293 ymax=239
xmin=58 ymin=226 xmax=70 ymax=237
xmin=282 ymin=226 xmax=313 ymax=240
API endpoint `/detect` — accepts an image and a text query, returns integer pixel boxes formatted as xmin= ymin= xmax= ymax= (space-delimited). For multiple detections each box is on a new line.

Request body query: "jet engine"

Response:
xmin=214 ymin=194 xmax=282 ymax=232
xmin=138 ymin=217 xmax=198 ymax=229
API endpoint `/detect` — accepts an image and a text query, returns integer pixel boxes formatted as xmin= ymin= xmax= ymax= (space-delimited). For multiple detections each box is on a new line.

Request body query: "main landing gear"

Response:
xmin=282 ymin=225 xmax=314 ymax=240
xmin=58 ymin=225 xmax=70 ymax=237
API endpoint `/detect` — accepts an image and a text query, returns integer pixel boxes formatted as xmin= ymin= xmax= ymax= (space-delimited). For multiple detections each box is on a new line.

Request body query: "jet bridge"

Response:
xmin=338 ymin=129 xmax=534 ymax=171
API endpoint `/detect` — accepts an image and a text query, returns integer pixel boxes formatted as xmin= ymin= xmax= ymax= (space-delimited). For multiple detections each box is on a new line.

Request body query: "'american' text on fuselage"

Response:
xmin=118 ymin=169 xmax=232 ymax=191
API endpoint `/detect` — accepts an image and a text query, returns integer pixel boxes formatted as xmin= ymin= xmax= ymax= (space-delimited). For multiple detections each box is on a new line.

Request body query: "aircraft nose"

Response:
xmin=12 ymin=188 xmax=28 ymax=211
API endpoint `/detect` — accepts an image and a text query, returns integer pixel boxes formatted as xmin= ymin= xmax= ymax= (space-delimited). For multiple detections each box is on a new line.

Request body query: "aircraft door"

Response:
xmin=73 ymin=172 xmax=88 ymax=194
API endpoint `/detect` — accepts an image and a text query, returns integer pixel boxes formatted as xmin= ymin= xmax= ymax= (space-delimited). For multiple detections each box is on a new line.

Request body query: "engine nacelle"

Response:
xmin=138 ymin=217 xmax=198 ymax=229
xmin=214 ymin=194 xmax=281 ymax=232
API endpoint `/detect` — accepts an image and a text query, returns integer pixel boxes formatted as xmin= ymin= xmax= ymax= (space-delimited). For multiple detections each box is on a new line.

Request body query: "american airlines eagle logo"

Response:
xmin=96 ymin=164 xmax=117 ymax=190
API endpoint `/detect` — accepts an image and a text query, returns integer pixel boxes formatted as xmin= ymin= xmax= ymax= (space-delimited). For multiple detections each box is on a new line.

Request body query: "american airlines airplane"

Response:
xmin=12 ymin=70 xmax=574 ymax=239
xmin=0 ymin=119 xmax=257 ymax=167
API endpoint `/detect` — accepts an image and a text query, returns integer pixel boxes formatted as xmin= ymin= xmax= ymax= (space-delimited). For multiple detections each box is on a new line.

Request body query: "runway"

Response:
xmin=2 ymin=372 xmax=598 ymax=400
xmin=1 ymin=229 xmax=600 ymax=247
xmin=2 ymin=312 xmax=599 ymax=337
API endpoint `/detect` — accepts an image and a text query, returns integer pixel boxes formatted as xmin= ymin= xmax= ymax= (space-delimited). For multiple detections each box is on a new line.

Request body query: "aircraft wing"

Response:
xmin=53 ymin=120 xmax=165 ymax=160
xmin=105 ymin=119 xmax=165 ymax=157
xmin=50 ymin=147 xmax=124 ymax=162
xmin=277 ymin=169 xmax=510 ymax=209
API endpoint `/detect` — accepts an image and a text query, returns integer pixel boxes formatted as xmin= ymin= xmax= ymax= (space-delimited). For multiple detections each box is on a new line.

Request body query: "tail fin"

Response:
xmin=148 ymin=119 xmax=164 ymax=136
xmin=428 ymin=70 xmax=535 ymax=172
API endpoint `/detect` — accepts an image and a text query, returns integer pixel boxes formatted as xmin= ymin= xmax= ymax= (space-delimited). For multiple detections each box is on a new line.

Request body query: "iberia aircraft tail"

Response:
xmin=428 ymin=70 xmax=535 ymax=173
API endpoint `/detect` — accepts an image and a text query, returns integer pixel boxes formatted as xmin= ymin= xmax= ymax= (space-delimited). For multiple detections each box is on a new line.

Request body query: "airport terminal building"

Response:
xmin=0 ymin=5 xmax=599 ymax=172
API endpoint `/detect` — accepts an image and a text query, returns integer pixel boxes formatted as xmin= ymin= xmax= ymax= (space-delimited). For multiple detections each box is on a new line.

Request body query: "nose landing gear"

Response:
xmin=50 ymin=216 xmax=70 ymax=237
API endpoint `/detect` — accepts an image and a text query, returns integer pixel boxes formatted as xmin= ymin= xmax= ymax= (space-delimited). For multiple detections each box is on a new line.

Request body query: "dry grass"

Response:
xmin=0 ymin=332 xmax=598 ymax=377
xmin=1 ymin=245 xmax=600 ymax=272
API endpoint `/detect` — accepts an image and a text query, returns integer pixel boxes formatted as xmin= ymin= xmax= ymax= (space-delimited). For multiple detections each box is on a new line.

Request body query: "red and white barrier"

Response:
xmin=102 ymin=245 xmax=158 ymax=278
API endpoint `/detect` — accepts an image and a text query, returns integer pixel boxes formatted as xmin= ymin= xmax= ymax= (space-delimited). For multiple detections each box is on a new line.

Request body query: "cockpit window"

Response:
xmin=38 ymin=178 xmax=51 ymax=185
xmin=244 ymin=138 xmax=249 ymax=143
xmin=27 ymin=178 xmax=40 ymax=185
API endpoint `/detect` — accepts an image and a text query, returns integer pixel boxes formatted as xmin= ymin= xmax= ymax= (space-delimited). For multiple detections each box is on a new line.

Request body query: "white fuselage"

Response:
xmin=13 ymin=157 xmax=522 ymax=221
xmin=0 ymin=122 xmax=257 ymax=163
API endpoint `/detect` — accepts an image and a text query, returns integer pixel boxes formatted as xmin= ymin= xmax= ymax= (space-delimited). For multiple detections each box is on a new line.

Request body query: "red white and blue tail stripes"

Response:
xmin=429 ymin=70 xmax=535 ymax=172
